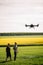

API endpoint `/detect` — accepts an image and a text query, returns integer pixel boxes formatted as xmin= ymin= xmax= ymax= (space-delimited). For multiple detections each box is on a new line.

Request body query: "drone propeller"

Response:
xmin=37 ymin=24 xmax=39 ymax=27
xmin=25 ymin=24 xmax=28 ymax=27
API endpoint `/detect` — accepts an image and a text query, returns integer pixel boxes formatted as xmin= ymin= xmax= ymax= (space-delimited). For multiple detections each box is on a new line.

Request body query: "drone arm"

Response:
xmin=25 ymin=24 xmax=30 ymax=27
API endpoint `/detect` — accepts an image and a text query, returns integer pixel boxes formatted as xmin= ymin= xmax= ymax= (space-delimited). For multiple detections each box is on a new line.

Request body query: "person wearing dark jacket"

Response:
xmin=6 ymin=43 xmax=11 ymax=61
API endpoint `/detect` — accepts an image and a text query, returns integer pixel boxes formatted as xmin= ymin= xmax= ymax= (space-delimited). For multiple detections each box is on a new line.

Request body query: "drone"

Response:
xmin=25 ymin=24 xmax=39 ymax=28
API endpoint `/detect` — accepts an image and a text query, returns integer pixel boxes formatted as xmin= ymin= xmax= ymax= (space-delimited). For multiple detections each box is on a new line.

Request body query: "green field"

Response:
xmin=0 ymin=46 xmax=43 ymax=65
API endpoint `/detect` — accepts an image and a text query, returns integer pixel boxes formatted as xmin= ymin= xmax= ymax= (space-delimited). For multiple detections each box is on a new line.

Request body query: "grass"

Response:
xmin=0 ymin=46 xmax=43 ymax=65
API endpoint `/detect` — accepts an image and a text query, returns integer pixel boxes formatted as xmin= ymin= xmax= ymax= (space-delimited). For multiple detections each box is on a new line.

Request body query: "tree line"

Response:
xmin=0 ymin=33 xmax=43 ymax=36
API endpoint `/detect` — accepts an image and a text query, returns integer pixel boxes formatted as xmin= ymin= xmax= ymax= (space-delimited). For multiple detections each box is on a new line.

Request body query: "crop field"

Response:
xmin=0 ymin=35 xmax=43 ymax=45
xmin=0 ymin=46 xmax=43 ymax=65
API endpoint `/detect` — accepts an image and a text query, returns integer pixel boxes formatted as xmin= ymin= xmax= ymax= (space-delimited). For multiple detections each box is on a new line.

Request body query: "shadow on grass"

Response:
xmin=0 ymin=61 xmax=6 ymax=63
xmin=0 ymin=60 xmax=11 ymax=63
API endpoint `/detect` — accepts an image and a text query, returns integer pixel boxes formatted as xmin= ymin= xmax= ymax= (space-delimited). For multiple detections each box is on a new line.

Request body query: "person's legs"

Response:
xmin=6 ymin=54 xmax=8 ymax=61
xmin=6 ymin=53 xmax=12 ymax=61
xmin=10 ymin=54 xmax=12 ymax=60
xmin=14 ymin=52 xmax=16 ymax=61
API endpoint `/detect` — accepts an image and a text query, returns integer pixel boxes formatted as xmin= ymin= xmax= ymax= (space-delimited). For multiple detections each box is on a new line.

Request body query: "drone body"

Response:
xmin=25 ymin=24 xmax=39 ymax=28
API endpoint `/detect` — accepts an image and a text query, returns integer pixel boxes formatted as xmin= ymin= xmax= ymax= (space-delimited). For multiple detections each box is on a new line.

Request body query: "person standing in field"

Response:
xmin=13 ymin=42 xmax=18 ymax=61
xmin=6 ymin=43 xmax=12 ymax=61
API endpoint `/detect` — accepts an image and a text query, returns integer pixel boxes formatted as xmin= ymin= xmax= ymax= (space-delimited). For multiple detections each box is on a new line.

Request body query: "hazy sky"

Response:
xmin=0 ymin=0 xmax=43 ymax=32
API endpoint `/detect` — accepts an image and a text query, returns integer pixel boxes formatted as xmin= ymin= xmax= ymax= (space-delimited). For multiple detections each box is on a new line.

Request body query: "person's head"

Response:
xmin=7 ymin=43 xmax=10 ymax=47
xmin=14 ymin=42 xmax=17 ymax=45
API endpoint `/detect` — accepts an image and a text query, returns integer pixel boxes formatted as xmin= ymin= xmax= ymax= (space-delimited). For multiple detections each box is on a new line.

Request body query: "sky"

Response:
xmin=0 ymin=0 xmax=43 ymax=33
